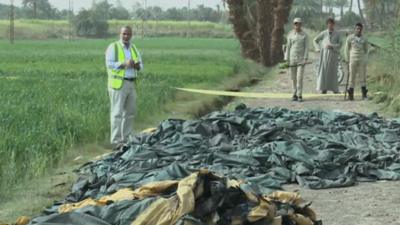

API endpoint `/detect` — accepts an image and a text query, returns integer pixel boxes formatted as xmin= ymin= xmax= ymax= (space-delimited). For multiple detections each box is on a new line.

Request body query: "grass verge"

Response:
xmin=0 ymin=38 xmax=270 ymax=223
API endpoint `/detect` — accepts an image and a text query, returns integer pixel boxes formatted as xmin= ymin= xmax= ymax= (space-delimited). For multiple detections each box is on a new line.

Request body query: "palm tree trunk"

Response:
xmin=270 ymin=0 xmax=293 ymax=64
xmin=357 ymin=0 xmax=365 ymax=24
xmin=226 ymin=0 xmax=260 ymax=61
xmin=257 ymin=0 xmax=274 ymax=66
xmin=349 ymin=0 xmax=353 ymax=13
xmin=320 ymin=0 xmax=324 ymax=18
xmin=340 ymin=5 xmax=344 ymax=18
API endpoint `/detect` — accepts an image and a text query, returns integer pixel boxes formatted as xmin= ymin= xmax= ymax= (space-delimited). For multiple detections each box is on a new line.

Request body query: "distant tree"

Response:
xmin=0 ymin=4 xmax=21 ymax=19
xmin=130 ymin=3 xmax=223 ymax=22
xmin=58 ymin=9 xmax=72 ymax=20
xmin=349 ymin=0 xmax=353 ymax=13
xmin=192 ymin=4 xmax=220 ymax=22
xmin=164 ymin=7 xmax=186 ymax=20
xmin=148 ymin=6 xmax=163 ymax=20
xmin=73 ymin=5 xmax=109 ymax=38
xmin=109 ymin=6 xmax=130 ymax=20
xmin=22 ymin=0 xmax=59 ymax=19
xmin=22 ymin=0 xmax=37 ymax=18
xmin=290 ymin=0 xmax=322 ymax=28
xmin=357 ymin=0 xmax=365 ymax=24
xmin=339 ymin=11 xmax=361 ymax=27
xmin=92 ymin=0 xmax=111 ymax=21
xmin=334 ymin=0 xmax=348 ymax=19
xmin=324 ymin=0 xmax=335 ymax=16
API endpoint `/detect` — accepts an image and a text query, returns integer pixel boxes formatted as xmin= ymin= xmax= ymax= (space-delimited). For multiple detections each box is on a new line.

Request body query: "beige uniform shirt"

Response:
xmin=345 ymin=34 xmax=369 ymax=62
xmin=284 ymin=30 xmax=309 ymax=64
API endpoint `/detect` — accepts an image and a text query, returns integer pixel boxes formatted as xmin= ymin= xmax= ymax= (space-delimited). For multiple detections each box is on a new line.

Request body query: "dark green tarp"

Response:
xmin=66 ymin=107 xmax=399 ymax=202
xmin=29 ymin=106 xmax=400 ymax=225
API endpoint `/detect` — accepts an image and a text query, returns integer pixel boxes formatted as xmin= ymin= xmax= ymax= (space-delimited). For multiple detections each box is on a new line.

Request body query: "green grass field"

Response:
xmin=0 ymin=37 xmax=265 ymax=200
xmin=0 ymin=19 xmax=233 ymax=39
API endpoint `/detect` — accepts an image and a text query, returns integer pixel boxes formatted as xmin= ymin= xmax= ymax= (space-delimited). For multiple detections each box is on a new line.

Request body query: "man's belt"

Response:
xmin=123 ymin=77 xmax=136 ymax=82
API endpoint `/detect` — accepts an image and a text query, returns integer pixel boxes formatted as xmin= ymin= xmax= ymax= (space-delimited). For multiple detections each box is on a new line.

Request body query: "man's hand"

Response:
xmin=122 ymin=59 xmax=136 ymax=68
xmin=128 ymin=60 xmax=136 ymax=68
xmin=133 ymin=62 xmax=141 ymax=70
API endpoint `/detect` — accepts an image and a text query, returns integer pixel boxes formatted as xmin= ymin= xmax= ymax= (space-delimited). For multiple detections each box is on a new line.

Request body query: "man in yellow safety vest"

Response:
xmin=105 ymin=26 xmax=143 ymax=151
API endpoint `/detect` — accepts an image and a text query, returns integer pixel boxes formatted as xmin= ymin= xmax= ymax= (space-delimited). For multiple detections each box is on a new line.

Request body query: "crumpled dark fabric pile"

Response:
xmin=28 ymin=106 xmax=400 ymax=225
xmin=29 ymin=171 xmax=322 ymax=225
xmin=67 ymin=106 xmax=400 ymax=202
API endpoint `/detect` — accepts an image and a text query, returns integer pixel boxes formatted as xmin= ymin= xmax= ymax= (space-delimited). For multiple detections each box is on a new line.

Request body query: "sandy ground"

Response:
xmin=228 ymin=53 xmax=400 ymax=225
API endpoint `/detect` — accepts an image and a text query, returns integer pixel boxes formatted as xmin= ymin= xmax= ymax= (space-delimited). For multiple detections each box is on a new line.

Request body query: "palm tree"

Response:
xmin=270 ymin=0 xmax=293 ymax=64
xmin=357 ymin=0 xmax=365 ymax=24
xmin=225 ymin=0 xmax=259 ymax=61
xmin=334 ymin=0 xmax=348 ymax=19
xmin=257 ymin=0 xmax=273 ymax=66
xmin=290 ymin=0 xmax=321 ymax=24
xmin=224 ymin=0 xmax=293 ymax=66
xmin=324 ymin=0 xmax=335 ymax=15
xmin=349 ymin=0 xmax=353 ymax=13
xmin=22 ymin=0 xmax=37 ymax=18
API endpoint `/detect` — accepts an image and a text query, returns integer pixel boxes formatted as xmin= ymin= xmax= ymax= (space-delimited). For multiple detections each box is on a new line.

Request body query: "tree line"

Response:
xmin=0 ymin=0 xmax=225 ymax=22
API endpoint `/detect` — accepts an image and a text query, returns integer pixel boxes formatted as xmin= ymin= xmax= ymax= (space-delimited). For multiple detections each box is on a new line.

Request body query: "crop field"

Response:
xmin=0 ymin=19 xmax=233 ymax=39
xmin=0 ymin=37 xmax=255 ymax=198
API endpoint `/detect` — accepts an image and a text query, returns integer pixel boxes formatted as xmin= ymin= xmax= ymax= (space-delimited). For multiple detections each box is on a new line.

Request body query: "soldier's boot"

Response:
xmin=347 ymin=88 xmax=354 ymax=101
xmin=298 ymin=96 xmax=303 ymax=102
xmin=361 ymin=86 xmax=368 ymax=100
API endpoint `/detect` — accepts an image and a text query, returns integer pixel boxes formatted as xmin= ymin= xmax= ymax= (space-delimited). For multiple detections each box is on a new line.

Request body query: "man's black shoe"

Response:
xmin=348 ymin=88 xmax=354 ymax=101
xmin=113 ymin=144 xmax=130 ymax=152
xmin=292 ymin=95 xmax=298 ymax=101
xmin=361 ymin=86 xmax=368 ymax=100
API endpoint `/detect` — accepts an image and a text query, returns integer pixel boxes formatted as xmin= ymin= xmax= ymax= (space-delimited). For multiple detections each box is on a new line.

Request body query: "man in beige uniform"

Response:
xmin=105 ymin=26 xmax=143 ymax=150
xmin=344 ymin=23 xmax=369 ymax=101
xmin=284 ymin=18 xmax=309 ymax=102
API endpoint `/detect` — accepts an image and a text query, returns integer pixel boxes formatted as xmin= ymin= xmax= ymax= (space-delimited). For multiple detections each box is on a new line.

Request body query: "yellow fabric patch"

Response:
xmin=130 ymin=173 xmax=199 ymax=225
xmin=265 ymin=191 xmax=304 ymax=205
xmin=290 ymin=213 xmax=314 ymax=225
xmin=247 ymin=198 xmax=276 ymax=222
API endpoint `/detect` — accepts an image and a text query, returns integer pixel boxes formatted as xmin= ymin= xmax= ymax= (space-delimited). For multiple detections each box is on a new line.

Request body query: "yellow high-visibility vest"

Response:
xmin=107 ymin=41 xmax=140 ymax=89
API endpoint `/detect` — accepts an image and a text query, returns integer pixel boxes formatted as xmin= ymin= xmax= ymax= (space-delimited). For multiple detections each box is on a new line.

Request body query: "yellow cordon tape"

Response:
xmin=176 ymin=87 xmax=360 ymax=99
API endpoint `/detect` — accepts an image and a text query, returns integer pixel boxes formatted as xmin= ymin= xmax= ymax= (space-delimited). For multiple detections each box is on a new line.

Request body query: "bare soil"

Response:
xmin=228 ymin=53 xmax=400 ymax=225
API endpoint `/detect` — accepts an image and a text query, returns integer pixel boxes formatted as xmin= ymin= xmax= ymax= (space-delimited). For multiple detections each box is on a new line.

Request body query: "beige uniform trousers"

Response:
xmin=349 ymin=60 xmax=367 ymax=88
xmin=289 ymin=64 xmax=305 ymax=96
xmin=108 ymin=80 xmax=136 ymax=147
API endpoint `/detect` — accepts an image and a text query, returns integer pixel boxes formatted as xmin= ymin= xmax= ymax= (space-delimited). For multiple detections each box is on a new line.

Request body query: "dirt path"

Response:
xmin=236 ymin=52 xmax=376 ymax=113
xmin=228 ymin=53 xmax=400 ymax=225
